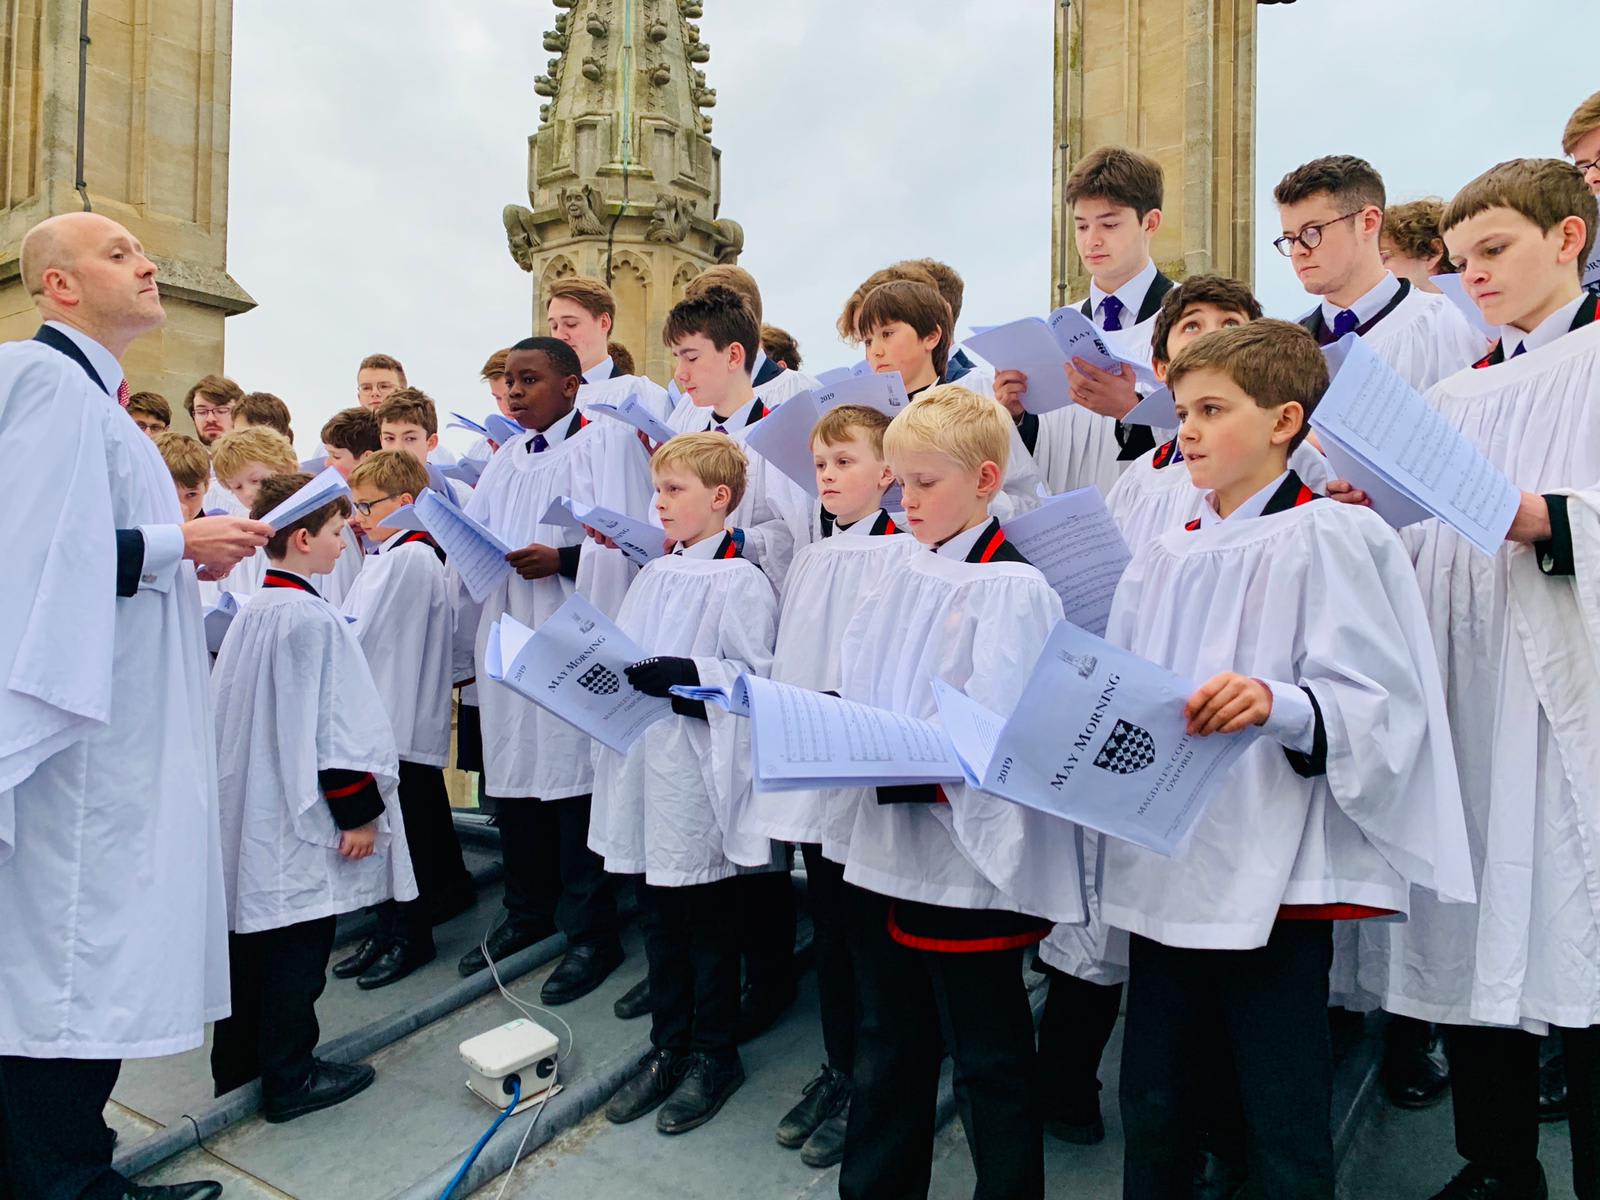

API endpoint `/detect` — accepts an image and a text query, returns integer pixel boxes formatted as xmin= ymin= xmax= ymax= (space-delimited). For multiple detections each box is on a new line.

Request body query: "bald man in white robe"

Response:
xmin=0 ymin=212 xmax=268 ymax=1200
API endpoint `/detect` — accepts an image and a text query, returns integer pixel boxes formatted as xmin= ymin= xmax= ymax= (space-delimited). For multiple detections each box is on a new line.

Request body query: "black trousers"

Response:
xmin=1448 ymin=1023 xmax=1600 ymax=1198
xmin=374 ymin=760 xmax=470 ymax=947
xmin=642 ymin=877 xmax=743 ymax=1064
xmin=210 ymin=915 xmax=337 ymax=1099
xmin=0 ymin=1056 xmax=125 ymax=1200
xmin=738 ymin=852 xmax=797 ymax=1000
xmin=494 ymin=793 xmax=618 ymax=948
xmin=840 ymin=885 xmax=1042 ymax=1200
xmin=800 ymin=843 xmax=855 ymax=1075
xmin=1036 ymin=964 xmax=1123 ymax=1111
xmin=1120 ymin=923 xmax=1335 ymax=1200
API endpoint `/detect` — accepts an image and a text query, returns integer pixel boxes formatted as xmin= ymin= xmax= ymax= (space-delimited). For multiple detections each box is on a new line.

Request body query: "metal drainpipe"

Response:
xmin=75 ymin=0 xmax=92 ymax=210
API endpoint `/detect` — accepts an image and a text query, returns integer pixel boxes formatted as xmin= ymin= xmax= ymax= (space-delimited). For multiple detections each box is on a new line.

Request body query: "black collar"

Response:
xmin=820 ymin=508 xmax=898 ymax=539
xmin=1474 ymin=291 xmax=1600 ymax=368
xmin=1299 ymin=278 xmax=1411 ymax=347
xmin=707 ymin=399 xmax=766 ymax=431
xmin=752 ymin=356 xmax=785 ymax=388
xmin=393 ymin=530 xmax=447 ymax=563
xmin=523 ymin=408 xmax=588 ymax=451
xmin=262 ymin=568 xmax=321 ymax=597
xmin=33 ymin=325 xmax=110 ymax=396
xmin=1261 ymin=471 xmax=1319 ymax=517
xmin=962 ymin=518 xmax=1008 ymax=564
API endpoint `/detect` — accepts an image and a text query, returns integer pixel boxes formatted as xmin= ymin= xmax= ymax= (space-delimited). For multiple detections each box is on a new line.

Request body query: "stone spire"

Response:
xmin=502 ymin=0 xmax=742 ymax=380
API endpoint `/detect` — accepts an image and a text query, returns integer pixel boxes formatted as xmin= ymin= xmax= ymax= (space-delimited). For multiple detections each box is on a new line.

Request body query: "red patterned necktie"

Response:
xmin=117 ymin=378 xmax=130 ymax=408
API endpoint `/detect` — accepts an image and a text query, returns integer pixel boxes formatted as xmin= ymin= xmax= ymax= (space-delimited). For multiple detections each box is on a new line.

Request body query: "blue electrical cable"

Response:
xmin=438 ymin=1076 xmax=522 ymax=1200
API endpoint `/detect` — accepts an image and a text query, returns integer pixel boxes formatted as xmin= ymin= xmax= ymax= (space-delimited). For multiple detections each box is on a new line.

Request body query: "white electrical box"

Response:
xmin=459 ymin=1018 xmax=562 ymax=1114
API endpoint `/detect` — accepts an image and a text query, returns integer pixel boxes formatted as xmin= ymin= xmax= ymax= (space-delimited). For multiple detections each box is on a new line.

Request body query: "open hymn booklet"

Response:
xmin=673 ymin=620 xmax=1258 ymax=856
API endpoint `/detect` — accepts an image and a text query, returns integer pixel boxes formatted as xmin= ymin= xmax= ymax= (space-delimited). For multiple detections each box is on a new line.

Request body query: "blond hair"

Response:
xmin=650 ymin=431 xmax=748 ymax=512
xmin=811 ymin=405 xmax=891 ymax=458
xmin=349 ymin=448 xmax=429 ymax=499
xmin=685 ymin=264 xmax=764 ymax=324
xmin=153 ymin=431 xmax=210 ymax=489
xmin=883 ymin=385 xmax=1011 ymax=477
xmin=1563 ymin=90 xmax=1600 ymax=156
xmin=210 ymin=427 xmax=298 ymax=481
xmin=546 ymin=276 xmax=616 ymax=320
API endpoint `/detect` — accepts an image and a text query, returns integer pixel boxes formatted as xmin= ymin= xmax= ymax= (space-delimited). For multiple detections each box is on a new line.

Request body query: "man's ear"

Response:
xmin=599 ymin=311 xmax=613 ymax=336
xmin=1143 ymin=208 xmax=1164 ymax=238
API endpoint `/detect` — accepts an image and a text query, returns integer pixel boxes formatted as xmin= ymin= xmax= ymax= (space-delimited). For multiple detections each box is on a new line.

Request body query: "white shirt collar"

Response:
xmin=706 ymin=395 xmax=758 ymax=432
xmin=44 ymin=320 xmax=125 ymax=397
xmin=1319 ymin=271 xmax=1401 ymax=330
xmin=1088 ymin=259 xmax=1158 ymax=328
xmin=583 ymin=356 xmax=614 ymax=384
xmin=672 ymin=531 xmax=727 ymax=560
xmin=529 ymin=408 xmax=580 ymax=449
xmin=1502 ymin=292 xmax=1588 ymax=359
xmin=1198 ymin=471 xmax=1290 ymax=528
xmin=932 ymin=519 xmax=992 ymax=561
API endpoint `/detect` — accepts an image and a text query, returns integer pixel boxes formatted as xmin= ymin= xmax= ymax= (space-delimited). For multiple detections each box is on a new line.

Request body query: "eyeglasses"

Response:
xmin=132 ymin=418 xmax=167 ymax=433
xmin=352 ymin=494 xmax=399 ymax=516
xmin=1576 ymin=156 xmax=1600 ymax=177
xmin=192 ymin=404 xmax=232 ymax=419
xmin=1272 ymin=210 xmax=1363 ymax=257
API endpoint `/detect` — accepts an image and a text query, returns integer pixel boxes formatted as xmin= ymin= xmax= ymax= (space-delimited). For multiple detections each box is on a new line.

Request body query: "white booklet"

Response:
xmin=962 ymin=307 xmax=1156 ymax=414
xmin=541 ymin=496 xmax=666 ymax=568
xmin=932 ymin=620 xmax=1258 ymax=856
xmin=411 ymin=488 xmax=514 ymax=603
xmin=258 ymin=466 xmax=350 ymax=533
xmin=484 ymin=594 xmax=671 ymax=754
xmin=203 ymin=591 xmax=241 ymax=654
xmin=1313 ymin=334 xmax=1518 ymax=555
xmin=586 ymin=390 xmax=677 ymax=447
xmin=742 ymin=372 xmax=914 ymax=497
xmin=1002 ymin=487 xmax=1132 ymax=637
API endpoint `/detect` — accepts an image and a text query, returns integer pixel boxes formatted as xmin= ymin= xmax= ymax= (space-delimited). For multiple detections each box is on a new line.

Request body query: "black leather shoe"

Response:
xmin=1427 ymin=1164 xmax=1549 ymax=1200
xmin=613 ymin=977 xmax=651 ymax=1020
xmin=356 ymin=939 xmax=437 ymax=990
xmin=1044 ymin=1092 xmax=1104 ymax=1145
xmin=657 ymin=1053 xmax=746 ymax=1134
xmin=1193 ymin=1148 xmax=1248 ymax=1200
xmin=263 ymin=1059 xmax=376 ymax=1124
xmin=457 ymin=919 xmax=555 ymax=977
xmin=120 ymin=1184 xmax=224 ymax=1200
xmin=429 ymin=879 xmax=478 ymax=926
xmin=800 ymin=1101 xmax=849 ymax=1168
xmin=776 ymin=1065 xmax=850 ymax=1147
xmin=1385 ymin=1020 xmax=1451 ymax=1109
xmin=1539 ymin=1052 xmax=1568 ymax=1123
xmin=735 ymin=982 xmax=798 ymax=1044
xmin=332 ymin=935 xmax=385 ymax=980
xmin=605 ymin=1048 xmax=688 ymax=1124
xmin=541 ymin=941 xmax=624 ymax=1006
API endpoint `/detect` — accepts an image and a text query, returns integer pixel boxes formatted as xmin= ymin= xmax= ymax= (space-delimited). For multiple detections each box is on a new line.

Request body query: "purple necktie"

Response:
xmin=712 ymin=423 xmax=728 ymax=435
xmin=1510 ymin=342 xmax=1527 ymax=359
xmin=1099 ymin=294 xmax=1125 ymax=332
xmin=1332 ymin=309 xmax=1360 ymax=339
xmin=531 ymin=433 xmax=549 ymax=453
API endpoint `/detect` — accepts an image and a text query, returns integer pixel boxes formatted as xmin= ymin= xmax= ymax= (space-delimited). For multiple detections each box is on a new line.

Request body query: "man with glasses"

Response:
xmin=1563 ymin=89 xmax=1600 ymax=295
xmin=1274 ymin=154 xmax=1485 ymax=390
xmin=183 ymin=374 xmax=242 ymax=447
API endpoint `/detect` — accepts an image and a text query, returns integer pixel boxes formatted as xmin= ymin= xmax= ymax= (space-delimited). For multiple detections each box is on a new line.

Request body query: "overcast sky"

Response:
xmin=224 ymin=0 xmax=1593 ymax=454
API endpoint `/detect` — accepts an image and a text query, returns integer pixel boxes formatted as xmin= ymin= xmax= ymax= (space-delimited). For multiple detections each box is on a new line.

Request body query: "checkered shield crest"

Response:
xmin=576 ymin=663 xmax=621 ymax=696
xmin=1093 ymin=719 xmax=1156 ymax=775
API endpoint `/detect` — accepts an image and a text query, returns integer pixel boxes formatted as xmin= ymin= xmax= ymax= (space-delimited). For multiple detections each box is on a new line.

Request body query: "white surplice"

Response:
xmin=1365 ymin=320 xmax=1600 ymax=1028
xmin=1098 ymin=500 xmax=1473 ymax=951
xmin=588 ymin=553 xmax=778 ymax=885
xmin=0 ymin=335 xmax=229 ymax=1058
xmin=213 ymin=585 xmax=417 ymax=933
xmin=754 ymin=364 xmax=821 ymax=410
xmin=467 ymin=417 xmax=653 ymax=800
xmin=341 ymin=533 xmax=455 ymax=767
xmin=578 ymin=368 xmax=675 ymax=426
xmin=743 ymin=531 xmax=920 ymax=845
xmin=1355 ymin=282 xmax=1490 ymax=392
xmin=828 ymin=551 xmax=1085 ymax=924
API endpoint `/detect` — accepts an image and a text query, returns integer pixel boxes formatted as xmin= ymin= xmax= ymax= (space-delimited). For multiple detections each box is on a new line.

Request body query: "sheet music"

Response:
xmin=541 ymin=496 xmax=666 ymax=568
xmin=586 ymin=391 xmax=678 ymax=446
xmin=961 ymin=319 xmax=1075 ymax=414
xmin=1003 ymin=488 xmax=1132 ymax=637
xmin=258 ymin=466 xmax=350 ymax=533
xmin=412 ymin=488 xmax=514 ymax=603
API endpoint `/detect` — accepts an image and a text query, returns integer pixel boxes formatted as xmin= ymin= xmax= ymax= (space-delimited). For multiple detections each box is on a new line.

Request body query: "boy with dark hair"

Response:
xmin=457 ymin=335 xmax=652 ymax=1003
xmin=234 ymin=391 xmax=294 ymax=442
xmin=1343 ymin=158 xmax=1600 ymax=1200
xmin=1106 ymin=320 xmax=1469 ymax=1200
xmin=320 ymin=406 xmax=381 ymax=480
xmin=759 ymin=325 xmax=799 ymax=372
xmin=356 ymin=353 xmax=406 ymax=410
xmin=154 ymin=430 xmax=210 ymax=521
xmin=593 ymin=433 xmax=779 ymax=1134
xmin=546 ymin=276 xmax=673 ymax=421
xmin=1273 ymin=154 xmax=1484 ymax=388
xmin=684 ymin=264 xmax=820 ymax=406
xmin=210 ymin=472 xmax=417 ymax=1122
xmin=993 ymin=145 xmax=1174 ymax=496
xmin=375 ymin=388 xmax=471 ymax=503
xmin=126 ymin=389 xmax=170 ymax=436
xmin=836 ymin=259 xmax=992 ymax=390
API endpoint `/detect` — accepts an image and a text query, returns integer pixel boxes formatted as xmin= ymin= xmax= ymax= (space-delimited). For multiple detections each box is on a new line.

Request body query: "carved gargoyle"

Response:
xmin=559 ymin=184 xmax=608 ymax=236
xmin=502 ymin=204 xmax=542 ymax=271
xmin=646 ymin=193 xmax=693 ymax=243
xmin=709 ymin=218 xmax=744 ymax=264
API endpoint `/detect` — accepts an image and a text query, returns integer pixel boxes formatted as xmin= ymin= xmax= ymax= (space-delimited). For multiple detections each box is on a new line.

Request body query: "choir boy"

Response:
xmin=127 ymin=389 xmax=170 ymax=436
xmin=545 ymin=276 xmax=673 ymax=421
xmin=210 ymin=472 xmax=417 ymax=1121
xmin=356 ymin=352 xmax=406 ymax=410
xmin=1103 ymin=320 xmax=1471 ymax=1200
xmin=684 ymin=264 xmax=819 ymax=407
xmin=155 ymin=430 xmax=211 ymax=521
xmin=592 ymin=433 xmax=778 ymax=1134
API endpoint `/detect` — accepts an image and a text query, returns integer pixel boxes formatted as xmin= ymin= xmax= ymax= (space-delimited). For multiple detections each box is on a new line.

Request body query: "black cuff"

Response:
xmin=1536 ymin=494 xmax=1576 ymax=577
xmin=115 ymin=529 xmax=145 ymax=598
xmin=876 ymin=784 xmax=942 ymax=806
xmin=671 ymin=697 xmax=709 ymax=721
xmin=557 ymin=543 xmax=582 ymax=580
xmin=1283 ymin=687 xmax=1328 ymax=779
xmin=318 ymin=768 xmax=385 ymax=830
xmin=1114 ymin=421 xmax=1156 ymax=462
